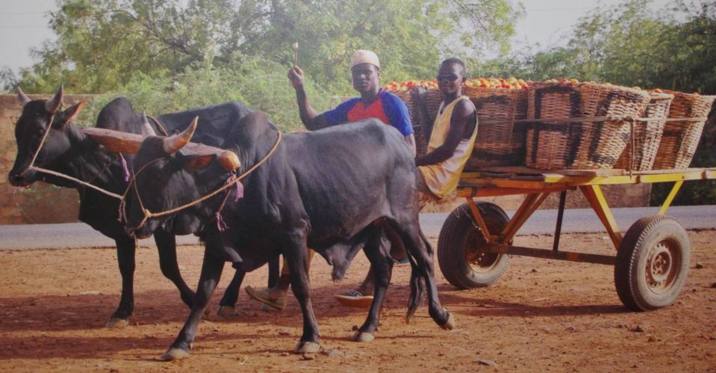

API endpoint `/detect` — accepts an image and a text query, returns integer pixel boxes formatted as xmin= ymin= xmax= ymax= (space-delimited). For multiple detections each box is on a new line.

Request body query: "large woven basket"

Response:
xmin=653 ymin=91 xmax=716 ymax=169
xmin=462 ymin=87 xmax=528 ymax=169
xmin=393 ymin=89 xmax=427 ymax=156
xmin=526 ymin=82 xmax=651 ymax=169
xmin=615 ymin=92 xmax=673 ymax=171
xmin=409 ymin=88 xmax=443 ymax=156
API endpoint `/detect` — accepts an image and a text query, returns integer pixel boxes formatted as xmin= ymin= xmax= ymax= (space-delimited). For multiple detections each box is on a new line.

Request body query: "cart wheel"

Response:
xmin=614 ymin=215 xmax=690 ymax=311
xmin=438 ymin=201 xmax=510 ymax=289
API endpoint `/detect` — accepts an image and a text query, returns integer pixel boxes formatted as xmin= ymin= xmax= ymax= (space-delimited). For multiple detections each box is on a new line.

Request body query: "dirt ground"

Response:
xmin=0 ymin=230 xmax=714 ymax=372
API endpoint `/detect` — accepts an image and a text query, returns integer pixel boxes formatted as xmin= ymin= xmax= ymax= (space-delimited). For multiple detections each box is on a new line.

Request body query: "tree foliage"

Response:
xmin=17 ymin=0 xmax=521 ymax=94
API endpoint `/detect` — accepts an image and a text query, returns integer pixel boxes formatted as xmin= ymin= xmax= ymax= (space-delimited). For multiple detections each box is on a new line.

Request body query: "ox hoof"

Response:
xmin=294 ymin=341 xmax=321 ymax=354
xmin=106 ymin=318 xmax=129 ymax=329
xmin=160 ymin=348 xmax=190 ymax=361
xmin=217 ymin=306 xmax=239 ymax=319
xmin=440 ymin=311 xmax=456 ymax=331
xmin=352 ymin=331 xmax=375 ymax=343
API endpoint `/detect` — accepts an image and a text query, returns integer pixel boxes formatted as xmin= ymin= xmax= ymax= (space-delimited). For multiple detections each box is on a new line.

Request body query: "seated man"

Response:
xmin=244 ymin=49 xmax=416 ymax=310
xmin=336 ymin=57 xmax=479 ymax=305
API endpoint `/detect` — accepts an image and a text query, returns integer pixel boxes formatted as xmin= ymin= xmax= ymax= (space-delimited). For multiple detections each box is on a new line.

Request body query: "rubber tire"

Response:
xmin=614 ymin=215 xmax=690 ymax=311
xmin=438 ymin=201 xmax=510 ymax=289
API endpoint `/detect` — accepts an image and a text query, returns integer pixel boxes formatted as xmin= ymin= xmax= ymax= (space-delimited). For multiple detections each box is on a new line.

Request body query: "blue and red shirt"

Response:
xmin=322 ymin=90 xmax=413 ymax=136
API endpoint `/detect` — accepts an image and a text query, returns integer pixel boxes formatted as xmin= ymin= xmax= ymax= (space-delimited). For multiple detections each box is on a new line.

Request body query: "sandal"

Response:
xmin=334 ymin=289 xmax=374 ymax=308
xmin=245 ymin=286 xmax=287 ymax=311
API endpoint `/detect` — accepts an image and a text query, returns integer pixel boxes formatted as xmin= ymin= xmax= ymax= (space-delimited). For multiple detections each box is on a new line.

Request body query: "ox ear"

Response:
xmin=218 ymin=150 xmax=241 ymax=171
xmin=179 ymin=150 xmax=240 ymax=172
xmin=162 ymin=116 xmax=198 ymax=154
xmin=46 ymin=85 xmax=64 ymax=114
xmin=180 ymin=153 xmax=217 ymax=171
xmin=53 ymin=101 xmax=85 ymax=129
xmin=16 ymin=87 xmax=31 ymax=106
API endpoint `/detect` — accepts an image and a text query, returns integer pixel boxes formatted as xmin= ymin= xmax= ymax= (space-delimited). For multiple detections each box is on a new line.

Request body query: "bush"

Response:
xmin=80 ymin=58 xmax=348 ymax=132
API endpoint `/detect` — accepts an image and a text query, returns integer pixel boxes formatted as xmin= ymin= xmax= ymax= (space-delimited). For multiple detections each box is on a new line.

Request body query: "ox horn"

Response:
xmin=16 ymin=87 xmax=31 ymax=106
xmin=218 ymin=150 xmax=241 ymax=171
xmin=162 ymin=116 xmax=198 ymax=154
xmin=141 ymin=112 xmax=158 ymax=136
xmin=45 ymin=85 xmax=64 ymax=114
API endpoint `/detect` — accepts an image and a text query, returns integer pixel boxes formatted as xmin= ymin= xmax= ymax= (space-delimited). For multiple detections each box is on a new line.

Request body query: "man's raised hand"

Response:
xmin=288 ymin=66 xmax=305 ymax=89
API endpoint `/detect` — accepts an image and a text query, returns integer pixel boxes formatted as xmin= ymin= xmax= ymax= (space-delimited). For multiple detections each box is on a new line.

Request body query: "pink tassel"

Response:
xmin=234 ymin=180 xmax=244 ymax=202
xmin=118 ymin=154 xmax=130 ymax=182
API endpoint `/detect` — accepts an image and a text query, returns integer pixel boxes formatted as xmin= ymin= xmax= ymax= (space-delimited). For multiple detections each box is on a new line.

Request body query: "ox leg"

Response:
xmin=267 ymin=254 xmax=280 ymax=288
xmin=154 ymin=229 xmax=195 ymax=308
xmin=107 ymin=237 xmax=136 ymax=328
xmin=218 ymin=254 xmax=278 ymax=317
xmin=217 ymin=269 xmax=246 ymax=318
xmin=162 ymin=251 xmax=224 ymax=361
xmin=394 ymin=222 xmax=454 ymax=330
xmin=283 ymin=234 xmax=320 ymax=353
xmin=355 ymin=230 xmax=392 ymax=342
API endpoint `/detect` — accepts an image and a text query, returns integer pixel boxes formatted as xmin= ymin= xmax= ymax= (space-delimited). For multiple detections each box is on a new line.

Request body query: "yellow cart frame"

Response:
xmin=437 ymin=167 xmax=716 ymax=310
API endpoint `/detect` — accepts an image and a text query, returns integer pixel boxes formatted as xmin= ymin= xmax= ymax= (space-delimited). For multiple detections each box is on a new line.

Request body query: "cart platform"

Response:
xmin=437 ymin=167 xmax=716 ymax=311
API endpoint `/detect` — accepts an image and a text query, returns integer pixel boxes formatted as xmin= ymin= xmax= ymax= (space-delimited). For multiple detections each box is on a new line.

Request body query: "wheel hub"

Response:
xmin=465 ymin=231 xmax=499 ymax=271
xmin=646 ymin=241 xmax=676 ymax=291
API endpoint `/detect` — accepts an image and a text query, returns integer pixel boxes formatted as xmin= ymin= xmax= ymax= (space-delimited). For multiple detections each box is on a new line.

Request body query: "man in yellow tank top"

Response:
xmin=334 ymin=58 xmax=479 ymax=306
xmin=415 ymin=57 xmax=478 ymax=202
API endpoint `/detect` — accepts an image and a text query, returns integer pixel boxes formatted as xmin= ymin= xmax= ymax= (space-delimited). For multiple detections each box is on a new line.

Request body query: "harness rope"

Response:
xmin=120 ymin=130 xmax=283 ymax=231
xmin=22 ymin=110 xmax=128 ymax=200
xmin=21 ymin=107 xmax=281 ymax=230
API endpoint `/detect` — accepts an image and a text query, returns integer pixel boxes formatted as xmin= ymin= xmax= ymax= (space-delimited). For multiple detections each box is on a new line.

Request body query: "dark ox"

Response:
xmin=107 ymin=112 xmax=455 ymax=360
xmin=7 ymin=87 xmax=274 ymax=326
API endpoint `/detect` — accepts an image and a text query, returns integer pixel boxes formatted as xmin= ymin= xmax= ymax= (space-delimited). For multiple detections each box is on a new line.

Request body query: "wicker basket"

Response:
xmin=393 ymin=89 xmax=426 ymax=155
xmin=409 ymin=88 xmax=443 ymax=156
xmin=397 ymin=86 xmax=529 ymax=167
xmin=525 ymin=83 xmax=582 ymax=169
xmin=526 ymin=82 xmax=650 ymax=169
xmin=653 ymin=92 xmax=716 ymax=169
xmin=463 ymin=87 xmax=527 ymax=169
xmin=614 ymin=92 xmax=673 ymax=171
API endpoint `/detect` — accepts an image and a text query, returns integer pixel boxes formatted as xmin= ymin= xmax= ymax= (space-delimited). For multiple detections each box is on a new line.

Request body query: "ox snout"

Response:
xmin=8 ymin=171 xmax=32 ymax=187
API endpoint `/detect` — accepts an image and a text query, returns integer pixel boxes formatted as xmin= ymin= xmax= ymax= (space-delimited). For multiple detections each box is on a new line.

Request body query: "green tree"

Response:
xmin=18 ymin=0 xmax=521 ymax=94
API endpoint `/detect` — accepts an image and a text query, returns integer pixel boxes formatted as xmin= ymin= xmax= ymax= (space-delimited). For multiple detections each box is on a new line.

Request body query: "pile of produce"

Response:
xmin=384 ymin=77 xmax=530 ymax=92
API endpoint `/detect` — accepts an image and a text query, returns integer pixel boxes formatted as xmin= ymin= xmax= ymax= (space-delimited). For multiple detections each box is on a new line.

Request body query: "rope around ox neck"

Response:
xmin=121 ymin=130 xmax=283 ymax=231
xmin=22 ymin=111 xmax=125 ymax=200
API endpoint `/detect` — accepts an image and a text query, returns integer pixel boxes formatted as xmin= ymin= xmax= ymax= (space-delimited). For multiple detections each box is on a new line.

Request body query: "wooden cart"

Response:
xmin=437 ymin=167 xmax=716 ymax=311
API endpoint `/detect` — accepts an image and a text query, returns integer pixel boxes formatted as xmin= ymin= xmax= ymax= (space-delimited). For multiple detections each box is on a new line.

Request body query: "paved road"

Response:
xmin=0 ymin=206 xmax=714 ymax=250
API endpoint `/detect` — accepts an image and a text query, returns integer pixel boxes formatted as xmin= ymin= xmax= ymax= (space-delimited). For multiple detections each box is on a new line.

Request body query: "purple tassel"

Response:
xmin=234 ymin=180 xmax=244 ymax=202
xmin=119 ymin=154 xmax=130 ymax=182
xmin=216 ymin=211 xmax=228 ymax=232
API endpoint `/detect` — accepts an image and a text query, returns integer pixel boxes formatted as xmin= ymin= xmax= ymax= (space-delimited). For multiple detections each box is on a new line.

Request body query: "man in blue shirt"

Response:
xmin=245 ymin=50 xmax=415 ymax=310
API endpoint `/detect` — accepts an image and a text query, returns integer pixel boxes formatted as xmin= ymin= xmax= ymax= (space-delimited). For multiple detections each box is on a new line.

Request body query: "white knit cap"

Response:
xmin=350 ymin=50 xmax=380 ymax=69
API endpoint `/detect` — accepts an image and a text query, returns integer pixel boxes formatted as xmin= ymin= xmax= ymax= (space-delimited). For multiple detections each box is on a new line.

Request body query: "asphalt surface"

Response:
xmin=0 ymin=206 xmax=714 ymax=250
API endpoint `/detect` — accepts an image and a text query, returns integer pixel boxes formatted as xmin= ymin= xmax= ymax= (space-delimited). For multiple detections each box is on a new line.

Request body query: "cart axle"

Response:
xmin=489 ymin=244 xmax=616 ymax=265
